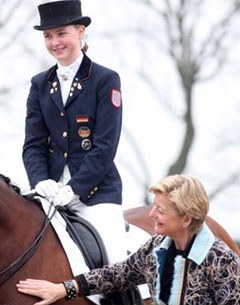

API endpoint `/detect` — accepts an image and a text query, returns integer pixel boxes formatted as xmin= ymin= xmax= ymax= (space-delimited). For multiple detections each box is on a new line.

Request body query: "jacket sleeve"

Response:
xmin=22 ymin=76 xmax=50 ymax=188
xmin=75 ymin=236 xmax=159 ymax=296
xmin=67 ymin=70 xmax=122 ymax=202
xmin=209 ymin=248 xmax=240 ymax=304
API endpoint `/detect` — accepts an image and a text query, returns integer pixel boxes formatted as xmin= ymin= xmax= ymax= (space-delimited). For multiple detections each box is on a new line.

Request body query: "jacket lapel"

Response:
xmin=47 ymin=65 xmax=65 ymax=112
xmin=168 ymin=256 xmax=186 ymax=305
xmin=188 ymin=223 xmax=215 ymax=265
xmin=154 ymin=237 xmax=171 ymax=305
xmin=64 ymin=54 xmax=93 ymax=108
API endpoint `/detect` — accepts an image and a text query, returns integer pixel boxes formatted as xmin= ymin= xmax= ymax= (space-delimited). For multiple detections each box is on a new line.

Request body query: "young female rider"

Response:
xmin=22 ymin=0 xmax=127 ymax=264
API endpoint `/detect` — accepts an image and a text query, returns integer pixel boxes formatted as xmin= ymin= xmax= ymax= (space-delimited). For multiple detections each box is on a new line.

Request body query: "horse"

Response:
xmin=0 ymin=175 xmax=94 ymax=305
xmin=0 ymin=174 xmax=145 ymax=305
xmin=0 ymin=175 xmax=239 ymax=305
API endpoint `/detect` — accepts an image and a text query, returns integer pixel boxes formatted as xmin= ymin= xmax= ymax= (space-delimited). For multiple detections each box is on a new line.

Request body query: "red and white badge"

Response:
xmin=111 ymin=89 xmax=121 ymax=108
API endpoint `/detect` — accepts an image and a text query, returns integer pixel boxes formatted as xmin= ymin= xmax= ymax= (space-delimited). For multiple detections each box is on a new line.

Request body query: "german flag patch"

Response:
xmin=76 ymin=115 xmax=89 ymax=123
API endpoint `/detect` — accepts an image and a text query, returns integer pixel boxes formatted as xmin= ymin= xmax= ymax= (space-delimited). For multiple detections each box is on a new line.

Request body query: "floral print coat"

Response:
xmin=79 ymin=224 xmax=240 ymax=305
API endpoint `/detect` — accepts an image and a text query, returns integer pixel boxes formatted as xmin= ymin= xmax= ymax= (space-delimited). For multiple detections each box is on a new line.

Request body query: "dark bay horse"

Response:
xmin=0 ymin=175 xmax=239 ymax=305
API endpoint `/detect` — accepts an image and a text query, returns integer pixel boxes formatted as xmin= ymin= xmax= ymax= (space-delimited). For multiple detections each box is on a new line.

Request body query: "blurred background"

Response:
xmin=0 ymin=0 xmax=240 ymax=243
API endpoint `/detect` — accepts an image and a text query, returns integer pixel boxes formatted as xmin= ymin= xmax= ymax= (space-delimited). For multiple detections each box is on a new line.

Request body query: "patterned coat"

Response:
xmin=79 ymin=224 xmax=240 ymax=304
xmin=23 ymin=54 xmax=122 ymax=205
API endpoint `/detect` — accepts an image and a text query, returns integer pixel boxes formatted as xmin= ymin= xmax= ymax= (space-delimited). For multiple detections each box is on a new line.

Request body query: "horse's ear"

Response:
xmin=0 ymin=174 xmax=10 ymax=184
xmin=0 ymin=174 xmax=21 ymax=194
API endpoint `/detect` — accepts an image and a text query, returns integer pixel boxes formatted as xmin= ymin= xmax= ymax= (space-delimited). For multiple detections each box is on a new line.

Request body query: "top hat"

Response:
xmin=34 ymin=0 xmax=91 ymax=30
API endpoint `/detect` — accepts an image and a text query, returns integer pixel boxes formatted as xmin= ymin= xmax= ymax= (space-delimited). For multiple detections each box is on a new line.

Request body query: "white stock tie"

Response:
xmin=56 ymin=68 xmax=75 ymax=105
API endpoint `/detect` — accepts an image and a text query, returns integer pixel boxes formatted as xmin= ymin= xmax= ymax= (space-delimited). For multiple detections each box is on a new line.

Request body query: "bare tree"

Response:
xmin=89 ymin=0 xmax=240 ymax=204
xmin=112 ymin=0 xmax=240 ymax=204
xmin=130 ymin=0 xmax=240 ymax=174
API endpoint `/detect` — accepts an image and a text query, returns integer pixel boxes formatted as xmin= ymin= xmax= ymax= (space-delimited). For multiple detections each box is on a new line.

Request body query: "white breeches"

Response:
xmin=68 ymin=201 xmax=128 ymax=264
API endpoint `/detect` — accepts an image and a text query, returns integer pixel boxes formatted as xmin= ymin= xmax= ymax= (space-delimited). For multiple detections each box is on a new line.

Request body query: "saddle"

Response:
xmin=58 ymin=206 xmax=108 ymax=269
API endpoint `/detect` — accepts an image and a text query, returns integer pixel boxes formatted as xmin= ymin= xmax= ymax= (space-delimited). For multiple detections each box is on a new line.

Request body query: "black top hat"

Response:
xmin=34 ymin=0 xmax=91 ymax=30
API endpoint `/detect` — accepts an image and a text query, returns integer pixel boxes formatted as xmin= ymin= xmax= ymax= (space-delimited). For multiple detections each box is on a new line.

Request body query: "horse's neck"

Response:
xmin=0 ymin=180 xmax=43 ymax=229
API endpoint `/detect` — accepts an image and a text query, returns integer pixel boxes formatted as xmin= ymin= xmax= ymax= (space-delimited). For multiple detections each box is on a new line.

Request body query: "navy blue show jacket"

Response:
xmin=22 ymin=54 xmax=122 ymax=205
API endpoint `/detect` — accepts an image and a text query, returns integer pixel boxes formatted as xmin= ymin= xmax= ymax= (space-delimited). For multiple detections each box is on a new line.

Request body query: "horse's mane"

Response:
xmin=0 ymin=174 xmax=42 ymax=205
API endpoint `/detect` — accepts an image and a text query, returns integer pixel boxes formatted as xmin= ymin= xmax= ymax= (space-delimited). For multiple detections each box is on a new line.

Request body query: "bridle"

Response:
xmin=0 ymin=174 xmax=57 ymax=286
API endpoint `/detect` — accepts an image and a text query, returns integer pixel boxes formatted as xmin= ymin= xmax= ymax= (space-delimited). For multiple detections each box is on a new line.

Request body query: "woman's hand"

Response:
xmin=16 ymin=279 xmax=66 ymax=305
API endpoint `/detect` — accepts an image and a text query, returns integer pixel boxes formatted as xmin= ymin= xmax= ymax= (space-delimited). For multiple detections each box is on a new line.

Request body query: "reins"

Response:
xmin=0 ymin=175 xmax=58 ymax=286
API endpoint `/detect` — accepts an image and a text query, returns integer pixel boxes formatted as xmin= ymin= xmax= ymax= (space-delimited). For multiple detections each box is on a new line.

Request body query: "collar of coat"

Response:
xmin=156 ymin=223 xmax=215 ymax=265
xmin=47 ymin=52 xmax=92 ymax=83
xmin=154 ymin=224 xmax=215 ymax=305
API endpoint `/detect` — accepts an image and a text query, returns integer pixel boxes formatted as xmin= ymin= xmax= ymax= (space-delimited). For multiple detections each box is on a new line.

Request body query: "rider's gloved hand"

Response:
xmin=35 ymin=179 xmax=62 ymax=201
xmin=52 ymin=185 xmax=75 ymax=206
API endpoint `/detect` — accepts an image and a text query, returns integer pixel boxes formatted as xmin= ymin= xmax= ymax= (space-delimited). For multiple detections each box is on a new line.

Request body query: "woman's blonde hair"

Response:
xmin=149 ymin=175 xmax=209 ymax=233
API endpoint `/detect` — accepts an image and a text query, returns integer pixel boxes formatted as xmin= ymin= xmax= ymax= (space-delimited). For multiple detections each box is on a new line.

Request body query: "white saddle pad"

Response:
xmin=38 ymin=197 xmax=102 ymax=304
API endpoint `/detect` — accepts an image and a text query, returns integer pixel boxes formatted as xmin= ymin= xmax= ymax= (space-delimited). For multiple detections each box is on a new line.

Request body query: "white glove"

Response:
xmin=52 ymin=185 xmax=75 ymax=206
xmin=35 ymin=179 xmax=62 ymax=201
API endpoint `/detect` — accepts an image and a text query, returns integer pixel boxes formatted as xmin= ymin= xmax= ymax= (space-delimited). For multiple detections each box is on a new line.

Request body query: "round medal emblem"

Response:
xmin=78 ymin=126 xmax=91 ymax=138
xmin=81 ymin=139 xmax=92 ymax=151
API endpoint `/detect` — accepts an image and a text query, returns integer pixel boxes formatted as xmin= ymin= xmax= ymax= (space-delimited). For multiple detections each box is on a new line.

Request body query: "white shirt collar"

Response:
xmin=57 ymin=53 xmax=83 ymax=80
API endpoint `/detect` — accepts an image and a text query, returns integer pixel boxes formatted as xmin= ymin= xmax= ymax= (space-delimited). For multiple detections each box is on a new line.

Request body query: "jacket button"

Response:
xmin=63 ymin=132 xmax=68 ymax=137
xmin=64 ymin=152 xmax=68 ymax=158
xmin=60 ymin=112 xmax=64 ymax=116
xmin=94 ymin=187 xmax=98 ymax=192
